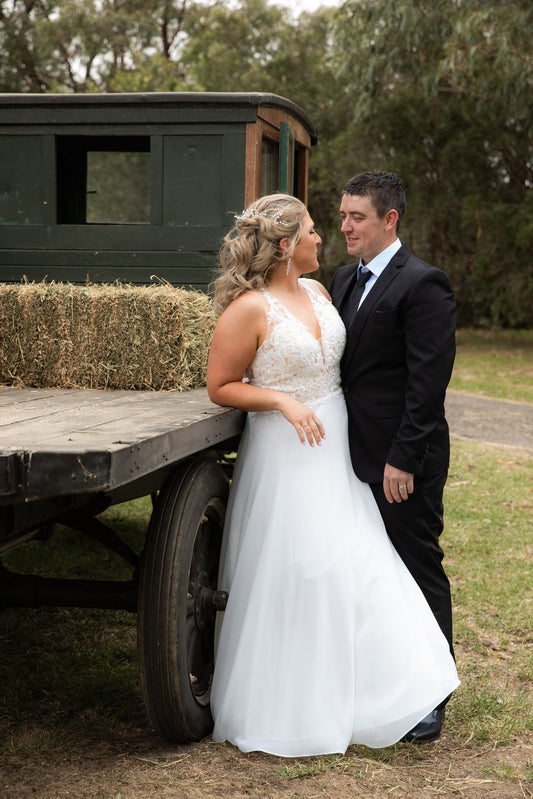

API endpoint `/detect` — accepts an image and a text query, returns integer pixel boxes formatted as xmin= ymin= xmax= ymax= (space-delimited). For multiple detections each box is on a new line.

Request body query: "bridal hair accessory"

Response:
xmin=235 ymin=208 xmax=291 ymax=226
xmin=286 ymin=257 xmax=291 ymax=276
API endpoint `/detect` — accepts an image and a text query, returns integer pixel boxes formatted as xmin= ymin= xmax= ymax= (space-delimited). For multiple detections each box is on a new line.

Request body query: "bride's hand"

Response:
xmin=279 ymin=397 xmax=326 ymax=446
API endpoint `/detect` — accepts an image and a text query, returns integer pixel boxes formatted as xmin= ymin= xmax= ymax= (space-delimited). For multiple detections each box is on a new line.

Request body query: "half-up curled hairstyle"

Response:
xmin=213 ymin=193 xmax=306 ymax=314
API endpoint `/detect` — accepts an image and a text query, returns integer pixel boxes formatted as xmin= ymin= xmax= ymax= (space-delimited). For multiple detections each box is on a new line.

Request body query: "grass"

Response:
xmin=0 ymin=500 xmax=152 ymax=756
xmin=1 ymin=461 xmax=531 ymax=762
xmin=450 ymin=328 xmax=533 ymax=402
xmin=0 ymin=328 xmax=532 ymax=794
xmin=443 ymin=439 xmax=533 ymax=748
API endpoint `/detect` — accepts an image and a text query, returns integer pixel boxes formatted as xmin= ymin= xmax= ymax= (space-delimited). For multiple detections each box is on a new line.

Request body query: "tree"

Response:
xmin=0 ymin=0 xmax=196 ymax=92
xmin=326 ymin=0 xmax=533 ymax=326
xmin=1 ymin=0 xmax=531 ymax=325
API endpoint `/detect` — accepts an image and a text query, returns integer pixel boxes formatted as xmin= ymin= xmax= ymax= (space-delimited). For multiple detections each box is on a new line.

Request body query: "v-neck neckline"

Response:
xmin=263 ymin=283 xmax=322 ymax=342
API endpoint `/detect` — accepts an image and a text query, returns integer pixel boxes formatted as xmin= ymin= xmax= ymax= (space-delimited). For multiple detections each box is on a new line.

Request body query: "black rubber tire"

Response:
xmin=137 ymin=456 xmax=229 ymax=742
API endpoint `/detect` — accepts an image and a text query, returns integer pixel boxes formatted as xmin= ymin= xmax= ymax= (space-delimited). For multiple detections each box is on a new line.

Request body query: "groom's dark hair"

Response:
xmin=344 ymin=171 xmax=406 ymax=232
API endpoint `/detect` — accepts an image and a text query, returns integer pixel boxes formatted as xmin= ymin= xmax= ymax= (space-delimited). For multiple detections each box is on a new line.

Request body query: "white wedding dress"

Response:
xmin=210 ymin=279 xmax=459 ymax=757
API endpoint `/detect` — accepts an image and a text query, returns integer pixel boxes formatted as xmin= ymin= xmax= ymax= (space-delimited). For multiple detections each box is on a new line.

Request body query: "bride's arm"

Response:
xmin=207 ymin=292 xmax=325 ymax=446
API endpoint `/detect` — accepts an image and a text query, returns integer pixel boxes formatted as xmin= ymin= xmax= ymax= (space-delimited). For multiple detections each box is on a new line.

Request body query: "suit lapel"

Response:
xmin=341 ymin=245 xmax=409 ymax=376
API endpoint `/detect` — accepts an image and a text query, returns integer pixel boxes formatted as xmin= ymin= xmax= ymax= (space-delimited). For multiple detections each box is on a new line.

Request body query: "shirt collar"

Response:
xmin=359 ymin=238 xmax=402 ymax=278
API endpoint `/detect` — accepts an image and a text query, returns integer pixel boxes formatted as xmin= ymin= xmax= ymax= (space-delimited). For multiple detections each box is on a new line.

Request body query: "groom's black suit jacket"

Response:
xmin=330 ymin=244 xmax=456 ymax=485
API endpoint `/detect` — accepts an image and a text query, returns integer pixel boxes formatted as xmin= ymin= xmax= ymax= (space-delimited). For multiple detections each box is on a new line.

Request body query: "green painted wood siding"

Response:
xmin=0 ymin=93 xmax=317 ymax=290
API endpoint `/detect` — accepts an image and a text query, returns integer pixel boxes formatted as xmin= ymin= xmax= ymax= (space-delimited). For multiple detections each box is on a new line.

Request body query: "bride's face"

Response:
xmin=291 ymin=213 xmax=322 ymax=275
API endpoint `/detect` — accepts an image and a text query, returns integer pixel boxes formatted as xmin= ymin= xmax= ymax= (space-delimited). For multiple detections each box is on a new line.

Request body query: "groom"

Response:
xmin=329 ymin=171 xmax=456 ymax=743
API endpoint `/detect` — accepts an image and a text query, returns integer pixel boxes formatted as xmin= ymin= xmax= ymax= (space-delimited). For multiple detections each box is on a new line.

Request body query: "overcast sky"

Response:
xmin=267 ymin=0 xmax=341 ymax=16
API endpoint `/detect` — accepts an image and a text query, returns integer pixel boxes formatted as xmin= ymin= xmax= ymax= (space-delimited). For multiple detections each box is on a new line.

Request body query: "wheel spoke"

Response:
xmin=198 ymin=508 xmax=224 ymax=581
xmin=186 ymin=595 xmax=194 ymax=617
xmin=191 ymin=523 xmax=209 ymax=574
xmin=187 ymin=620 xmax=211 ymax=696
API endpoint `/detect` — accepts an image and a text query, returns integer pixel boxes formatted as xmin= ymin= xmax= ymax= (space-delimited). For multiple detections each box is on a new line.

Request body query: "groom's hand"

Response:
xmin=383 ymin=464 xmax=414 ymax=504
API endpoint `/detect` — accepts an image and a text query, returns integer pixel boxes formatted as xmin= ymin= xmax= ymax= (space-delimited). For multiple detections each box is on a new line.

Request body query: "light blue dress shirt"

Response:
xmin=357 ymin=238 xmax=402 ymax=309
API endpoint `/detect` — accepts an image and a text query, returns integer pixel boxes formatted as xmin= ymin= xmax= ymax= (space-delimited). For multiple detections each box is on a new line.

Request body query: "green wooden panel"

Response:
xmin=0 ymin=122 xmax=247 ymax=138
xmin=163 ymin=135 xmax=224 ymax=226
xmin=221 ymin=132 xmax=247 ymax=222
xmin=279 ymin=122 xmax=295 ymax=195
xmin=0 ymin=249 xmax=216 ymax=267
xmin=0 ymin=108 xmax=258 ymax=129
xmin=0 ymin=95 xmax=299 ymax=286
xmin=0 ymin=264 xmax=217 ymax=288
xmin=42 ymin=135 xmax=56 ymax=225
xmin=0 ymin=224 xmax=227 ymax=251
xmin=150 ymin=135 xmax=163 ymax=226
xmin=0 ymin=136 xmax=44 ymax=224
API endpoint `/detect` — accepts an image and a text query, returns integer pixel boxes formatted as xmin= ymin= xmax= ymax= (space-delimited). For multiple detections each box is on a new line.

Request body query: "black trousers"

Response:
xmin=370 ymin=470 xmax=454 ymax=659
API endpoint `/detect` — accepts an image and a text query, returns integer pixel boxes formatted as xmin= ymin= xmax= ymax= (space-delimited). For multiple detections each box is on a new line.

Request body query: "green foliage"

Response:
xmin=0 ymin=0 xmax=193 ymax=92
xmin=177 ymin=0 xmax=289 ymax=91
xmin=324 ymin=0 xmax=533 ymax=326
xmin=86 ymin=151 xmax=150 ymax=223
xmin=0 ymin=0 xmax=532 ymax=326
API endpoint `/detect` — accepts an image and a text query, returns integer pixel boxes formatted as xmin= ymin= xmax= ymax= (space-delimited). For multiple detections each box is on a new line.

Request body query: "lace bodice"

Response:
xmin=245 ymin=280 xmax=346 ymax=404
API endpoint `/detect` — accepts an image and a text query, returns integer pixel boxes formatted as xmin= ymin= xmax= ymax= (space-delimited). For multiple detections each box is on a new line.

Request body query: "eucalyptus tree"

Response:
xmin=327 ymin=0 xmax=533 ymax=325
xmin=0 ymin=0 xmax=200 ymax=92
xmin=1 ymin=0 xmax=531 ymax=324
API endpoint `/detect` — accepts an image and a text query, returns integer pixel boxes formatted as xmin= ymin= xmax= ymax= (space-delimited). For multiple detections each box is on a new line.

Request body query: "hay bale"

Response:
xmin=0 ymin=281 xmax=217 ymax=391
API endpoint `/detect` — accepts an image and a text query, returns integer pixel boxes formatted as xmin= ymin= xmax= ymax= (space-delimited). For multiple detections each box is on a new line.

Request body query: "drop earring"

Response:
xmin=286 ymin=257 xmax=291 ymax=276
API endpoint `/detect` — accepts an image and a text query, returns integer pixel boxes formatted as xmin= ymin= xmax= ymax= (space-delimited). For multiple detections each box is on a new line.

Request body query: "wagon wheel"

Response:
xmin=137 ymin=456 xmax=229 ymax=742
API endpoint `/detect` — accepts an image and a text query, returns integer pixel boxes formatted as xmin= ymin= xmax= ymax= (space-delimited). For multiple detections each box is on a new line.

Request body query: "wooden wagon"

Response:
xmin=0 ymin=91 xmax=317 ymax=288
xmin=0 ymin=92 xmax=317 ymax=741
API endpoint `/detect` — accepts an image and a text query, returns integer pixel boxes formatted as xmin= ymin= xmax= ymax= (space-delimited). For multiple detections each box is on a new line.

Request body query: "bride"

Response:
xmin=206 ymin=193 xmax=459 ymax=757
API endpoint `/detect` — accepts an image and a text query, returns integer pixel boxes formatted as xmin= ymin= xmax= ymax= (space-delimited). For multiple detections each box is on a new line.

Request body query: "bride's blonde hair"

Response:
xmin=212 ymin=193 xmax=307 ymax=314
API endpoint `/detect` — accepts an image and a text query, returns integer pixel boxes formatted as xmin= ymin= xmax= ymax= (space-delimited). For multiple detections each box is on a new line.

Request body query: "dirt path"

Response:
xmin=3 ymin=723 xmax=532 ymax=799
xmin=446 ymin=389 xmax=533 ymax=452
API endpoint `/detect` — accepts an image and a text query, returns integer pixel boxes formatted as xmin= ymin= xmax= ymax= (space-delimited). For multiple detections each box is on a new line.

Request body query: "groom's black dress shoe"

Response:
xmin=401 ymin=708 xmax=444 ymax=743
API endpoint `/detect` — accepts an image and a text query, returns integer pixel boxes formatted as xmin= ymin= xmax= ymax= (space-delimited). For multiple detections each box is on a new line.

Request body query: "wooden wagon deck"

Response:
xmin=0 ymin=386 xmax=243 ymax=504
xmin=0 ymin=387 xmax=243 ymax=733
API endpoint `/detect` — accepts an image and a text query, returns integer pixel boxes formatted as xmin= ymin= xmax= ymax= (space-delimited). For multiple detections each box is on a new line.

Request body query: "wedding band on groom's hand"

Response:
xmin=399 ymin=484 xmax=407 ymax=488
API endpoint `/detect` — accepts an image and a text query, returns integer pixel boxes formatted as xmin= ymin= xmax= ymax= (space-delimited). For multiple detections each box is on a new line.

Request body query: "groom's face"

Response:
xmin=339 ymin=193 xmax=395 ymax=265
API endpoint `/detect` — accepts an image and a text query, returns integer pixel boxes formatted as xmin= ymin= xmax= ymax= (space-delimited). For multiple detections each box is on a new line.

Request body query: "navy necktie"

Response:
xmin=347 ymin=267 xmax=372 ymax=327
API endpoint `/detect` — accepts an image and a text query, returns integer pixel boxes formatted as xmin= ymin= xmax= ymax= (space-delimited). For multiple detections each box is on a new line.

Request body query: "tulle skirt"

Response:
xmin=211 ymin=391 xmax=459 ymax=757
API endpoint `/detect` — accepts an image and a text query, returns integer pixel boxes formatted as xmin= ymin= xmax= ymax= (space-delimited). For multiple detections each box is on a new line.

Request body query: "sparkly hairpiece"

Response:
xmin=234 ymin=207 xmax=291 ymax=226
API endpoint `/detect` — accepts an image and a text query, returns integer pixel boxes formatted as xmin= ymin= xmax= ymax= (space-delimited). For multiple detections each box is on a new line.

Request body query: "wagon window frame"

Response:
xmin=245 ymin=111 xmax=309 ymax=208
xmin=56 ymin=134 xmax=152 ymax=225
